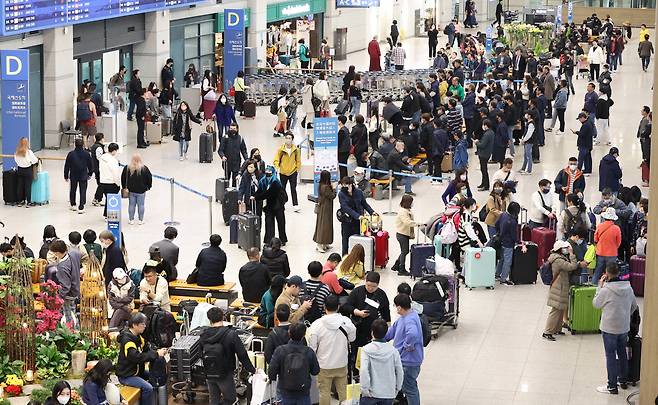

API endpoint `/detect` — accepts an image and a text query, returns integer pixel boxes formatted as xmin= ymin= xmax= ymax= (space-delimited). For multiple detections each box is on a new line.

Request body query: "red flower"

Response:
xmin=4 ymin=384 xmax=23 ymax=396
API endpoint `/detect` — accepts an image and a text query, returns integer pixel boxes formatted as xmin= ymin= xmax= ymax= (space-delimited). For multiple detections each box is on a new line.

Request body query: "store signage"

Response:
xmin=223 ymin=9 xmax=245 ymax=94
xmin=336 ymin=0 xmax=380 ymax=8
xmin=281 ymin=3 xmax=311 ymax=16
xmin=106 ymin=193 xmax=122 ymax=246
xmin=567 ymin=1 xmax=573 ymax=23
xmin=0 ymin=49 xmax=30 ymax=170
xmin=312 ymin=117 xmax=339 ymax=196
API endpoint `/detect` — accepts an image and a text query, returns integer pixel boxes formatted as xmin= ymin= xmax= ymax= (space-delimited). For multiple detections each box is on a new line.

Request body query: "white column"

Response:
xmin=133 ymin=11 xmax=171 ymax=88
xmin=42 ymin=26 xmax=75 ymax=149
xmin=248 ymin=0 xmax=268 ymax=65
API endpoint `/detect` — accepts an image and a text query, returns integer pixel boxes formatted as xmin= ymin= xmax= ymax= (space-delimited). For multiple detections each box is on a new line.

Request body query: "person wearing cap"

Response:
xmin=144 ymin=246 xmax=174 ymax=282
xmin=150 ymin=226 xmax=179 ymax=281
xmin=254 ymin=165 xmax=288 ymax=246
xmin=598 ymin=147 xmax=623 ymax=194
xmin=352 ymin=166 xmax=371 ymax=198
xmin=592 ymin=208 xmax=622 ymax=284
xmin=542 ymin=240 xmax=581 ymax=341
xmin=274 ymin=275 xmax=312 ymax=324
xmin=571 ymin=111 xmax=595 ymax=175
xmin=108 ymin=268 xmax=136 ymax=328
xmin=139 ymin=265 xmax=171 ymax=312
xmin=338 ymin=176 xmax=375 ymax=255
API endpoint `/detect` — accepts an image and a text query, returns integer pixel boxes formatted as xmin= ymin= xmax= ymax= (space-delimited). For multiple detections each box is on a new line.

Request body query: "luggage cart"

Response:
xmin=426 ymin=272 xmax=460 ymax=336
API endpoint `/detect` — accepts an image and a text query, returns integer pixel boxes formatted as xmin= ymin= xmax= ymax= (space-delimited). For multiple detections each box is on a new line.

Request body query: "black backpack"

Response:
xmin=145 ymin=307 xmax=177 ymax=348
xmin=77 ymin=101 xmax=92 ymax=121
xmin=564 ymin=209 xmax=585 ymax=236
xmin=419 ymin=314 xmax=432 ymax=347
xmin=270 ymin=96 xmax=282 ymax=115
xmin=411 ymin=275 xmax=449 ymax=303
xmin=280 ymin=346 xmax=310 ymax=392
xmin=202 ymin=328 xmax=232 ymax=378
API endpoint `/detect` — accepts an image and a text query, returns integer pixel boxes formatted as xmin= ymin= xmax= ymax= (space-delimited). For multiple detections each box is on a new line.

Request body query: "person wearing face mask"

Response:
xmin=273 ymin=132 xmax=302 ymax=212
xmin=448 ymin=182 xmax=469 ymax=207
xmin=338 ymin=177 xmax=375 ymax=255
xmin=567 ymin=228 xmax=591 ymax=286
xmin=428 ymin=24 xmax=439 ymax=59
xmin=255 ymin=166 xmax=288 ymax=246
xmin=454 ymin=198 xmax=485 ymax=271
xmin=108 ymin=268 xmax=136 ymax=328
xmin=587 ymin=41 xmax=605 ymax=81
xmin=542 ymin=240 xmax=580 ymax=341
xmin=184 ymin=63 xmax=199 ymax=87
xmin=44 ymin=381 xmax=74 ymax=405
xmin=99 ymin=230 xmax=127 ymax=287
xmin=475 ymin=119 xmax=495 ymax=191
xmin=554 ymin=157 xmax=586 ymax=212
xmin=528 ymin=179 xmax=555 ymax=229
xmin=441 ymin=168 xmax=472 ymax=205
xmin=214 ymin=93 xmax=238 ymax=140
xmin=173 ymin=101 xmax=202 ymax=161
xmin=597 ymin=64 xmax=612 ymax=98
xmin=98 ymin=142 xmax=121 ymax=219
xmin=592 ymin=207 xmax=623 ymax=283
xmin=519 ymin=112 xmax=536 ymax=175
xmin=352 ymin=166 xmax=371 ymax=197
xmin=387 ymin=140 xmax=415 ymax=195
xmin=218 ymin=124 xmax=248 ymax=187
xmin=592 ymin=187 xmax=632 ymax=222
xmin=495 ymin=202 xmax=521 ymax=285
xmin=484 ymin=181 xmax=510 ymax=238
xmin=239 ymin=160 xmax=263 ymax=216
xmin=557 ymin=194 xmax=591 ymax=241
xmin=393 ymin=194 xmax=417 ymax=276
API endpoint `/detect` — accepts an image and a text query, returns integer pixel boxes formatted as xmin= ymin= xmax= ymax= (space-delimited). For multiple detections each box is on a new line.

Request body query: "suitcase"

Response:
xmin=161 ymin=117 xmax=172 ymax=136
xmin=510 ymin=242 xmax=538 ymax=284
xmin=243 ymin=100 xmax=256 ymax=118
xmin=433 ymin=233 xmax=451 ymax=259
xmin=641 ymin=160 xmax=649 ymax=183
xmin=349 ymin=235 xmax=375 ymax=273
xmin=2 ymin=169 xmax=18 ymax=205
xmin=410 ymin=231 xmax=435 ymax=279
xmin=334 ymin=100 xmax=350 ymax=116
xmin=629 ymin=255 xmax=645 ymax=296
xmin=238 ymin=210 xmax=261 ymax=251
xmin=463 ymin=247 xmax=496 ymax=289
xmin=517 ymin=209 xmax=532 ymax=241
xmin=373 ymin=230 xmax=389 ymax=269
xmin=441 ymin=152 xmax=453 ymax=172
xmin=146 ymin=121 xmax=163 ymax=144
xmin=216 ymin=162 xmax=229 ymax=203
xmin=199 ymin=132 xmax=213 ymax=163
xmin=530 ymin=220 xmax=556 ymax=268
xmin=170 ymin=334 xmax=202 ymax=382
xmin=30 ymin=171 xmax=50 ymax=205
xmin=229 ymin=215 xmax=239 ymax=244
xmin=627 ymin=336 xmax=642 ymax=385
xmin=222 ymin=188 xmax=239 ymax=225
xmin=568 ymin=285 xmax=602 ymax=334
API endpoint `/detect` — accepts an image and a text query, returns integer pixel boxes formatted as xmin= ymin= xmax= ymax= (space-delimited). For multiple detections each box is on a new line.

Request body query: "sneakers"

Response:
xmin=293 ymin=206 xmax=301 ymax=212
xmin=78 ymin=208 xmax=85 ymax=214
xmin=128 ymin=220 xmax=135 ymax=225
xmin=596 ymin=386 xmax=618 ymax=395
xmin=179 ymin=156 xmax=184 ymax=161
xmin=542 ymin=333 xmax=556 ymax=341
xmin=69 ymin=205 xmax=77 ymax=211
xmin=619 ymin=382 xmax=628 ymax=390
xmin=316 ymin=245 xmax=326 ymax=253
xmin=397 ymin=269 xmax=411 ymax=276
xmin=92 ymin=200 xmax=100 ymax=207
xmin=138 ymin=220 xmax=145 ymax=225
xmin=545 ymin=127 xmax=553 ymax=132
xmin=500 ymin=280 xmax=515 ymax=285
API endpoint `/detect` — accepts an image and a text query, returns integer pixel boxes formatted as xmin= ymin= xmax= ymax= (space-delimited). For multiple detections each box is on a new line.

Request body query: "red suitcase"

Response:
xmin=630 ymin=255 xmax=646 ymax=296
xmin=373 ymin=230 xmax=389 ymax=269
xmin=641 ymin=160 xmax=650 ymax=184
xmin=530 ymin=219 xmax=556 ymax=269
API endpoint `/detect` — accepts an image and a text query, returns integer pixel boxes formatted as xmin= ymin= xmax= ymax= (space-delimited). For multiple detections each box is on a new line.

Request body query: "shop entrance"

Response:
xmin=77 ymin=47 xmax=132 ymax=97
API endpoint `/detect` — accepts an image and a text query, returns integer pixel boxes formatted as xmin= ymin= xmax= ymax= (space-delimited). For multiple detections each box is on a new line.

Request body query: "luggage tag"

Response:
xmin=435 ymin=281 xmax=446 ymax=299
xmin=364 ymin=297 xmax=380 ymax=309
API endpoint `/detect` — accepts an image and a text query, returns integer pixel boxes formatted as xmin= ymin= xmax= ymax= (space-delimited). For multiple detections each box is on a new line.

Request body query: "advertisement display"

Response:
xmin=336 ymin=0 xmax=380 ymax=7
xmin=312 ymin=117 xmax=339 ymax=196
xmin=1 ymin=49 xmax=30 ymax=171
xmin=106 ymin=193 xmax=122 ymax=246
xmin=223 ymin=9 xmax=245 ymax=93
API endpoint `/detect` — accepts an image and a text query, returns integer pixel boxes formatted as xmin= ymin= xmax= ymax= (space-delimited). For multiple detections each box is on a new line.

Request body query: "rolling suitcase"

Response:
xmin=373 ymin=230 xmax=389 ymax=269
xmin=243 ymin=100 xmax=256 ymax=118
xmin=510 ymin=220 xmax=538 ymax=284
xmin=530 ymin=219 xmax=556 ymax=268
xmin=199 ymin=132 xmax=213 ymax=163
xmin=215 ymin=162 xmax=229 ymax=203
xmin=2 ymin=169 xmax=18 ymax=205
xmin=222 ymin=188 xmax=239 ymax=225
xmin=641 ymin=160 xmax=649 ymax=184
xmin=410 ymin=231 xmax=435 ymax=279
xmin=334 ymin=99 xmax=350 ymax=116
xmin=517 ymin=208 xmax=532 ymax=241
xmin=30 ymin=171 xmax=50 ymax=205
xmin=441 ymin=151 xmax=453 ymax=172
xmin=627 ymin=336 xmax=642 ymax=385
xmin=229 ymin=215 xmax=239 ymax=244
xmin=146 ymin=122 xmax=163 ymax=144
xmin=238 ymin=202 xmax=261 ymax=251
xmin=568 ymin=285 xmax=602 ymax=334
xmin=463 ymin=247 xmax=496 ymax=289
xmin=349 ymin=235 xmax=375 ymax=273
xmin=161 ymin=117 xmax=172 ymax=136
xmin=629 ymin=255 xmax=645 ymax=296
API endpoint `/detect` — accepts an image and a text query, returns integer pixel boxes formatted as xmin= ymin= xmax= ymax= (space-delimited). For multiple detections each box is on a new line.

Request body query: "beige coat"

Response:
xmin=484 ymin=194 xmax=507 ymax=227
xmin=313 ymin=184 xmax=336 ymax=245
xmin=546 ymin=252 xmax=579 ymax=310
xmin=395 ymin=208 xmax=415 ymax=237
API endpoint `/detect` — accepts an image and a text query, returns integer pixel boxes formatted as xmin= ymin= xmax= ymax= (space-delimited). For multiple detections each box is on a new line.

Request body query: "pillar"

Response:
xmin=42 ymin=26 xmax=75 ymax=149
xmin=639 ymin=8 xmax=658 ymax=404
xmin=248 ymin=0 xmax=267 ymax=65
xmin=133 ymin=11 xmax=170 ymax=88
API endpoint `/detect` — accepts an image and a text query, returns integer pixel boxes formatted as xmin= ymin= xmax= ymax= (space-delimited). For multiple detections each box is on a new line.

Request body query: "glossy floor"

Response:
xmin=4 ymin=27 xmax=650 ymax=405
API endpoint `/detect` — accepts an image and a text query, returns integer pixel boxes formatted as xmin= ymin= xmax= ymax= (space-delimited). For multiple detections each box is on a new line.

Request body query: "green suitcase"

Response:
xmin=568 ymin=285 xmax=602 ymax=334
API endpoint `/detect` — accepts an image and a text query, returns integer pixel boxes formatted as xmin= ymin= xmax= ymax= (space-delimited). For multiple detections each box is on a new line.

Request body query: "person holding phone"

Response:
xmin=273 ymin=276 xmax=312 ymax=324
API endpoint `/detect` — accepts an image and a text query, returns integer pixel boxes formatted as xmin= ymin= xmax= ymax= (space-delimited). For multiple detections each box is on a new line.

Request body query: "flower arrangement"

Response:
xmin=1 ymin=375 xmax=24 ymax=397
xmin=35 ymin=281 xmax=64 ymax=334
xmin=504 ymin=22 xmax=555 ymax=54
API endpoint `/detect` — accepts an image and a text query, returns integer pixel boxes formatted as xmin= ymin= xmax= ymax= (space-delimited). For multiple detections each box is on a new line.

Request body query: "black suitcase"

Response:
xmin=238 ymin=210 xmax=261 ymax=251
xmin=510 ymin=242 xmax=539 ymax=284
xmin=628 ymin=336 xmax=641 ymax=385
xmin=3 ymin=169 xmax=18 ymax=205
xmin=169 ymin=334 xmax=202 ymax=382
xmin=222 ymin=188 xmax=239 ymax=225
xmin=229 ymin=215 xmax=239 ymax=244
xmin=215 ymin=178 xmax=228 ymax=203
xmin=244 ymin=100 xmax=256 ymax=118
xmin=199 ymin=132 xmax=213 ymax=163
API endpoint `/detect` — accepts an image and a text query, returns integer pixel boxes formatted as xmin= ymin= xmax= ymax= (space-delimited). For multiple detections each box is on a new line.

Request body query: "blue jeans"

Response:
xmin=119 ymin=376 xmax=153 ymax=405
xmin=401 ymin=365 xmax=421 ymax=405
xmin=602 ymin=332 xmax=628 ymax=390
xmin=179 ymin=139 xmax=189 ymax=157
xmin=350 ymin=96 xmax=361 ymax=117
xmin=280 ymin=393 xmax=311 ymax=405
xmin=361 ymin=397 xmax=394 ymax=405
xmin=593 ymin=255 xmax=617 ymax=285
xmin=127 ymin=98 xmax=135 ymax=119
xmin=507 ymin=126 xmax=515 ymax=156
xmin=521 ymin=143 xmax=533 ymax=173
xmin=128 ymin=192 xmax=146 ymax=221
xmin=487 ymin=225 xmax=496 ymax=239
xmin=495 ymin=246 xmax=514 ymax=281
xmin=588 ymin=112 xmax=597 ymax=138
xmin=609 ymin=53 xmax=618 ymax=71
xmin=577 ymin=147 xmax=592 ymax=174
xmin=397 ymin=175 xmax=412 ymax=193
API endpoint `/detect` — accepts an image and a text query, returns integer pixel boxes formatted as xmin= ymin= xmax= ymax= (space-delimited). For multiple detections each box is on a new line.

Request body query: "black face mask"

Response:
xmin=228 ymin=130 xmax=238 ymax=136
xmin=254 ymin=155 xmax=261 ymax=161
xmin=266 ymin=173 xmax=273 ymax=178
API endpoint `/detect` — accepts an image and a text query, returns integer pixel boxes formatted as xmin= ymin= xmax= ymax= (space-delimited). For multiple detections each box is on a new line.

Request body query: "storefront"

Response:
xmin=266 ymin=0 xmax=326 ymax=65
xmin=170 ymin=15 xmax=218 ymax=92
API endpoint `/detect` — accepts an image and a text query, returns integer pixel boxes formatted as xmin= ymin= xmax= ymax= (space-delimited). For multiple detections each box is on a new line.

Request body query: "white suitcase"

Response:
xmin=146 ymin=122 xmax=162 ymax=144
xmin=348 ymin=235 xmax=375 ymax=273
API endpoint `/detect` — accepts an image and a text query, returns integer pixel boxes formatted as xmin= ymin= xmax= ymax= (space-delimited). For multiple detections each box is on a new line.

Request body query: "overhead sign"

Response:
xmin=1 ymin=49 xmax=30 ymax=171
xmin=223 ymin=9 xmax=245 ymax=93
xmin=106 ymin=193 xmax=122 ymax=246
xmin=312 ymin=117 xmax=339 ymax=196
xmin=567 ymin=1 xmax=573 ymax=24
xmin=336 ymin=0 xmax=380 ymax=8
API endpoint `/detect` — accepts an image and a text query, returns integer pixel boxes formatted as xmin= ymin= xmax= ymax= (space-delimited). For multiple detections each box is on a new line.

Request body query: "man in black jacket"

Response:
xmin=64 ymin=138 xmax=93 ymax=213
xmin=431 ymin=118 xmax=450 ymax=183
xmin=127 ymin=69 xmax=142 ymax=121
xmin=218 ymin=123 xmax=248 ymax=187
xmin=475 ymin=119 xmax=495 ymax=191
xmin=194 ymin=234 xmax=227 ymax=286
xmin=90 ymin=133 xmax=105 ymax=206
xmin=387 ymin=141 xmax=414 ymax=195
xmin=201 ymin=307 xmax=256 ymax=405
xmin=382 ymin=97 xmax=404 ymax=138
xmin=338 ymin=177 xmax=375 ymax=255
xmin=238 ymin=247 xmax=271 ymax=303
xmin=512 ymin=49 xmax=526 ymax=89
xmin=264 ymin=304 xmax=292 ymax=363
xmin=260 ymin=238 xmax=290 ymax=279
xmin=572 ymin=112 xmax=594 ymax=174
xmin=400 ymin=87 xmax=420 ymax=122
xmin=161 ymin=58 xmax=175 ymax=88
xmin=337 ymin=115 xmax=351 ymax=179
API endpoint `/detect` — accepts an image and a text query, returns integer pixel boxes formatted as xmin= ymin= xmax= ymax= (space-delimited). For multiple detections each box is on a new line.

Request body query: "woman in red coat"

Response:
xmin=368 ymin=36 xmax=382 ymax=71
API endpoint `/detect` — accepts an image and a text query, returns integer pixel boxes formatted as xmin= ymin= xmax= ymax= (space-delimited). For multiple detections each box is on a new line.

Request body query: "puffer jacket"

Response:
xmin=546 ymin=252 xmax=579 ymax=310
xmin=99 ymin=153 xmax=121 ymax=186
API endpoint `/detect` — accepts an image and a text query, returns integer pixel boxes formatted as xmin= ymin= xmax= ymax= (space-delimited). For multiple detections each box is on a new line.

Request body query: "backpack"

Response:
xmin=443 ymin=25 xmax=450 ymax=35
xmin=540 ymin=261 xmax=553 ymax=285
xmin=564 ymin=209 xmax=585 ymax=236
xmin=280 ymin=347 xmax=310 ymax=392
xmin=270 ymin=96 xmax=282 ymax=115
xmin=129 ymin=268 xmax=143 ymax=298
xmin=438 ymin=216 xmax=458 ymax=244
xmin=202 ymin=328 xmax=232 ymax=378
xmin=77 ymin=101 xmax=92 ymax=121
xmin=411 ymin=275 xmax=449 ymax=303
xmin=146 ymin=307 xmax=177 ymax=348
xmin=419 ymin=314 xmax=432 ymax=347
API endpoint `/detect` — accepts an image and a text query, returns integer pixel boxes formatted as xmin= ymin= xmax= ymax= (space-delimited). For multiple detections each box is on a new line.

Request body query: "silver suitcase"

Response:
xmin=348 ymin=234 xmax=375 ymax=273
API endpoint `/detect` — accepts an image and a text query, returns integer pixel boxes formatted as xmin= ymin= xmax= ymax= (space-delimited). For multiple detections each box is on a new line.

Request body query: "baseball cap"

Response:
xmin=113 ymin=268 xmax=128 ymax=280
xmin=609 ymin=147 xmax=619 ymax=156
xmin=148 ymin=245 xmax=160 ymax=254
xmin=287 ymin=275 xmax=303 ymax=287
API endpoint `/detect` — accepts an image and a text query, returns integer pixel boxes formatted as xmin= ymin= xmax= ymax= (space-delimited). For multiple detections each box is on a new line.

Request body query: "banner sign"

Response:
xmin=556 ymin=4 xmax=563 ymax=27
xmin=106 ymin=193 xmax=122 ymax=246
xmin=312 ymin=117 xmax=339 ymax=196
xmin=567 ymin=1 xmax=573 ymax=24
xmin=336 ymin=0 xmax=380 ymax=8
xmin=485 ymin=26 xmax=493 ymax=54
xmin=223 ymin=9 xmax=245 ymax=93
xmin=1 ymin=49 xmax=30 ymax=170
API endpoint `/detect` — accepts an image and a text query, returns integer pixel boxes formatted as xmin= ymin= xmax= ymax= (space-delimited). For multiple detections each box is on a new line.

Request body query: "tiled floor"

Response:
xmin=4 ymin=26 xmax=649 ymax=404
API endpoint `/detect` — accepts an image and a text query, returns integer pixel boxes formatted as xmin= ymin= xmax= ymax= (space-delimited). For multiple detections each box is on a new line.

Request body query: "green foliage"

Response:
xmin=0 ymin=398 xmax=10 ymax=405
xmin=29 ymin=387 xmax=51 ymax=404
xmin=87 ymin=339 xmax=119 ymax=363
xmin=51 ymin=323 xmax=85 ymax=355
xmin=0 ymin=354 xmax=25 ymax=382
xmin=35 ymin=342 xmax=70 ymax=380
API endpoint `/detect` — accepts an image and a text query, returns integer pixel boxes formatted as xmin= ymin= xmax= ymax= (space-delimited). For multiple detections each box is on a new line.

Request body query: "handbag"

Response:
xmin=229 ymin=86 xmax=235 ymax=97
xmin=186 ymin=268 xmax=199 ymax=284
xmin=121 ymin=188 xmax=129 ymax=198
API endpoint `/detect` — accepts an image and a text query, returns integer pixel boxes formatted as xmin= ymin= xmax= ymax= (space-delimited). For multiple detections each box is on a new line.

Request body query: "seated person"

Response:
xmin=239 ymin=247 xmax=272 ymax=303
xmin=336 ymin=244 xmax=366 ymax=286
xmin=139 ymin=266 xmax=171 ymax=312
xmin=108 ymin=268 xmax=136 ymax=328
xmin=321 ymin=253 xmax=345 ymax=295
xmin=353 ymin=167 xmax=372 ymax=198
xmin=9 ymin=235 xmax=34 ymax=258
xmin=368 ymin=148 xmax=388 ymax=180
xmin=260 ymin=238 xmax=290 ymax=279
xmin=68 ymin=231 xmax=90 ymax=269
xmin=0 ymin=243 xmax=14 ymax=266
xmin=194 ymin=234 xmax=227 ymax=286
xmin=82 ymin=359 xmax=126 ymax=405
xmin=145 ymin=245 xmax=174 ymax=282
xmin=265 ymin=304 xmax=292 ymax=364
xmin=116 ymin=313 xmax=167 ymax=405
xmin=257 ymin=275 xmax=286 ymax=328
xmin=274 ymin=275 xmax=311 ymax=324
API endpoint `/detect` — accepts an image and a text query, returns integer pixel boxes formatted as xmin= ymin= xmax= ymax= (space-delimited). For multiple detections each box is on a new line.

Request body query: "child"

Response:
xmin=68 ymin=231 xmax=90 ymax=269
xmin=83 ymin=229 xmax=103 ymax=262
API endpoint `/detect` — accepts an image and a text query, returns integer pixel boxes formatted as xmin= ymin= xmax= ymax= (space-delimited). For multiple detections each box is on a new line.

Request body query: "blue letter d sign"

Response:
xmin=228 ymin=12 xmax=240 ymax=27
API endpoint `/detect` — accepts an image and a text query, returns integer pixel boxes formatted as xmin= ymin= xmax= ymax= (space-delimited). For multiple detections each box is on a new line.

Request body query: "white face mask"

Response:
xmin=460 ymin=174 xmax=467 ymax=181
xmin=57 ymin=396 xmax=70 ymax=405
xmin=569 ymin=164 xmax=577 ymax=171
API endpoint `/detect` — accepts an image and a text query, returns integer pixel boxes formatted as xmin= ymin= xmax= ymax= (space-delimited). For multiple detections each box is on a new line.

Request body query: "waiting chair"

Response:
xmin=59 ymin=120 xmax=81 ymax=149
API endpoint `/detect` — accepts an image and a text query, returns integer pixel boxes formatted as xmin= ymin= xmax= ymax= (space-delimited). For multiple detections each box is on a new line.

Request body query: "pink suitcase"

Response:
xmin=630 ymin=255 xmax=645 ymax=296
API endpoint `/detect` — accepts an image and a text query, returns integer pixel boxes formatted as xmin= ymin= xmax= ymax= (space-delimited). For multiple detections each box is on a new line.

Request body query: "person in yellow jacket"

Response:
xmin=639 ymin=24 xmax=649 ymax=42
xmin=273 ymin=132 xmax=302 ymax=212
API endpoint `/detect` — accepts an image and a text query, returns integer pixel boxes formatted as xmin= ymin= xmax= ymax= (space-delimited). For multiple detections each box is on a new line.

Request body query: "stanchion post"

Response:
xmin=383 ymin=170 xmax=397 ymax=216
xmin=164 ymin=177 xmax=180 ymax=226
xmin=202 ymin=195 xmax=213 ymax=247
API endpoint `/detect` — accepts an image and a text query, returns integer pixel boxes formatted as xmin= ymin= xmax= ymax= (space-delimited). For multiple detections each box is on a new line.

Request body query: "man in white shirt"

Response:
xmin=528 ymin=179 xmax=555 ymax=228
xmin=139 ymin=265 xmax=171 ymax=312
xmin=491 ymin=158 xmax=518 ymax=192
xmin=307 ymin=295 xmax=356 ymax=405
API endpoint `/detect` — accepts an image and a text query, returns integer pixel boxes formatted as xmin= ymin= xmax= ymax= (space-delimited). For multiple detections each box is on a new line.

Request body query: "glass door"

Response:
xmin=78 ymin=54 xmax=103 ymax=90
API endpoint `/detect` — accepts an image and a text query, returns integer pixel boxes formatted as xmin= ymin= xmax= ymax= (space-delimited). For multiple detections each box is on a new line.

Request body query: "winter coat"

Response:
xmin=273 ymin=144 xmax=301 ymax=176
xmin=214 ymin=103 xmax=237 ymax=127
xmin=219 ymin=132 xmax=248 ymax=172
xmin=476 ymin=128 xmax=494 ymax=160
xmin=576 ymin=119 xmax=594 ymax=150
xmin=121 ymin=166 xmax=153 ymax=194
xmin=338 ymin=187 xmax=374 ymax=223
xmin=195 ymin=246 xmax=227 ymax=286
xmin=431 ymin=128 xmax=449 ymax=159
xmin=107 ymin=278 xmax=135 ymax=317
xmin=462 ymin=92 xmax=476 ymax=119
xmin=546 ymin=252 xmax=579 ymax=310
xmin=116 ymin=329 xmax=157 ymax=378
xmin=541 ymin=72 xmax=556 ymax=99
xmin=595 ymin=97 xmax=614 ymax=119
xmin=401 ymin=93 xmax=420 ymax=119
xmin=260 ymin=247 xmax=291 ymax=278
xmin=239 ymin=261 xmax=271 ymax=303
xmin=598 ymin=154 xmax=623 ymax=192
xmin=313 ymin=183 xmax=336 ymax=245
xmin=593 ymin=279 xmax=638 ymax=334
xmin=173 ymin=109 xmax=201 ymax=142
xmin=301 ymin=85 xmax=315 ymax=115
xmin=588 ymin=45 xmax=606 ymax=64
xmin=99 ymin=153 xmax=121 ymax=186
xmin=64 ymin=147 xmax=93 ymax=182
xmin=554 ymin=167 xmax=586 ymax=201
xmin=254 ymin=179 xmax=286 ymax=213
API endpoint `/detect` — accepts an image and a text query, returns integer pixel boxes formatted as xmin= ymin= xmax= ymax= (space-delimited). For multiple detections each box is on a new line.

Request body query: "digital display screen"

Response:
xmin=335 ymin=0 xmax=380 ymax=8
xmin=2 ymin=0 xmax=207 ymax=36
